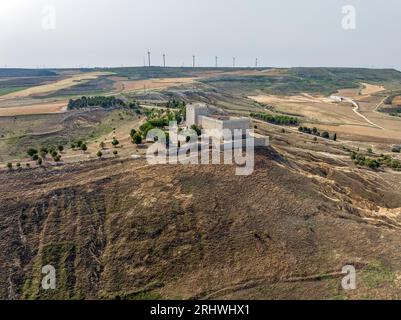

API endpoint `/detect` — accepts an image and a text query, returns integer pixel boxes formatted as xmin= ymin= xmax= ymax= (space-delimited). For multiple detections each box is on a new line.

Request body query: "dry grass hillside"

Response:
xmin=2 ymin=128 xmax=401 ymax=299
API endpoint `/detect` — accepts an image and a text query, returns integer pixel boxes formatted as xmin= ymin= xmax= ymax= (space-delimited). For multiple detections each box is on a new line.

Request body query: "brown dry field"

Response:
xmin=0 ymin=69 xmax=282 ymax=117
xmin=116 ymin=77 xmax=197 ymax=93
xmin=360 ymin=82 xmax=385 ymax=96
xmin=249 ymin=83 xmax=401 ymax=144
xmin=0 ymin=101 xmax=67 ymax=117
xmin=249 ymin=94 xmax=364 ymax=125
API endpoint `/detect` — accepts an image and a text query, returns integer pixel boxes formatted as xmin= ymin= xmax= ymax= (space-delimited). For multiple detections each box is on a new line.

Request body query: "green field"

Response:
xmin=0 ymin=86 xmax=27 ymax=96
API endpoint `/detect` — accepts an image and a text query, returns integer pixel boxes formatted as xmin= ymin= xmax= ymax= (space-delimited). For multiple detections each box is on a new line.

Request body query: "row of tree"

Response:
xmin=26 ymin=145 xmax=64 ymax=165
xmin=250 ymin=113 xmax=299 ymax=126
xmin=166 ymin=99 xmax=186 ymax=108
xmin=298 ymin=126 xmax=336 ymax=141
xmin=67 ymin=96 xmax=126 ymax=110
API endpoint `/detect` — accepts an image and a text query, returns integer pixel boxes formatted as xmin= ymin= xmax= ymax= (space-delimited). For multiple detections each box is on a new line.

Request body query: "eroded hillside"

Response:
xmin=1 ymin=129 xmax=401 ymax=299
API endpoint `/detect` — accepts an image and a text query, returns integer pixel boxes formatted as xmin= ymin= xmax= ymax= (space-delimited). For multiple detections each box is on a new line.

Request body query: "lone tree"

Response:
xmin=57 ymin=145 xmax=64 ymax=152
xmin=132 ymin=132 xmax=142 ymax=145
xmin=96 ymin=150 xmax=103 ymax=158
xmin=392 ymin=145 xmax=401 ymax=153
xmin=112 ymin=137 xmax=119 ymax=147
xmin=130 ymin=129 xmax=137 ymax=139
xmin=113 ymin=150 xmax=118 ymax=156
xmin=6 ymin=163 xmax=12 ymax=170
xmin=27 ymin=148 xmax=38 ymax=157
xmin=99 ymin=141 xmax=106 ymax=149
xmin=321 ymin=131 xmax=330 ymax=139
xmin=81 ymin=144 xmax=88 ymax=152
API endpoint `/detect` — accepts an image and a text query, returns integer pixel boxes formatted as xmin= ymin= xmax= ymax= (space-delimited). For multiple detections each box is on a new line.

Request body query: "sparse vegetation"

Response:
xmin=361 ymin=261 xmax=395 ymax=289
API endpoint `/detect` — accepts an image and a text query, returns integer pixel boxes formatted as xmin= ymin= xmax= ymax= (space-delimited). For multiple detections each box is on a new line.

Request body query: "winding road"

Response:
xmin=336 ymin=96 xmax=385 ymax=130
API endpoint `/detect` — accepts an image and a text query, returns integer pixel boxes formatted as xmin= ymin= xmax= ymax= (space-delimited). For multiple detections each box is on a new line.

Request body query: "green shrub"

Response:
xmin=132 ymin=132 xmax=142 ymax=145
xmin=27 ymin=148 xmax=38 ymax=157
xmin=321 ymin=131 xmax=330 ymax=139
xmin=112 ymin=137 xmax=119 ymax=147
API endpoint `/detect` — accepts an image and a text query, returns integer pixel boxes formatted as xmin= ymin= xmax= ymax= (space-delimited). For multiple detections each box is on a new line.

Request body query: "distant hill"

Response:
xmin=0 ymin=69 xmax=57 ymax=78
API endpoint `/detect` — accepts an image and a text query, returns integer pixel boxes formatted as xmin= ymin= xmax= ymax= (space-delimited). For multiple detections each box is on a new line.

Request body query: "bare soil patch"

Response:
xmin=0 ymin=101 xmax=67 ymax=117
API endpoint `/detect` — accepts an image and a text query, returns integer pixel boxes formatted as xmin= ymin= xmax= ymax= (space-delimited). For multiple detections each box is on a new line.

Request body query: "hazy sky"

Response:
xmin=1 ymin=0 xmax=400 ymax=69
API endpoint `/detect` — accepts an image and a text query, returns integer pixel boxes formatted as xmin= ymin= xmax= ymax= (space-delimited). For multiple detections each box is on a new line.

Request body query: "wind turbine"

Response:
xmin=147 ymin=50 xmax=151 ymax=67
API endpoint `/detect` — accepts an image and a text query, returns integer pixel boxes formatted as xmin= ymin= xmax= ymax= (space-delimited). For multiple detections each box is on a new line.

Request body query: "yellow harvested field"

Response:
xmin=248 ymin=93 xmax=363 ymax=125
xmin=0 ymin=72 xmax=111 ymax=100
xmin=392 ymin=96 xmax=401 ymax=106
xmin=336 ymin=83 xmax=385 ymax=99
xmin=249 ymin=87 xmax=401 ymax=143
xmin=360 ymin=83 xmax=385 ymax=95
xmin=118 ymin=77 xmax=197 ymax=92
xmin=0 ymin=101 xmax=67 ymax=117
xmin=249 ymin=93 xmax=333 ymax=105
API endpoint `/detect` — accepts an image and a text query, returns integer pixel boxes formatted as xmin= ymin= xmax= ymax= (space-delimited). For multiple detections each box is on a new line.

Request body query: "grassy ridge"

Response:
xmin=201 ymin=67 xmax=401 ymax=96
